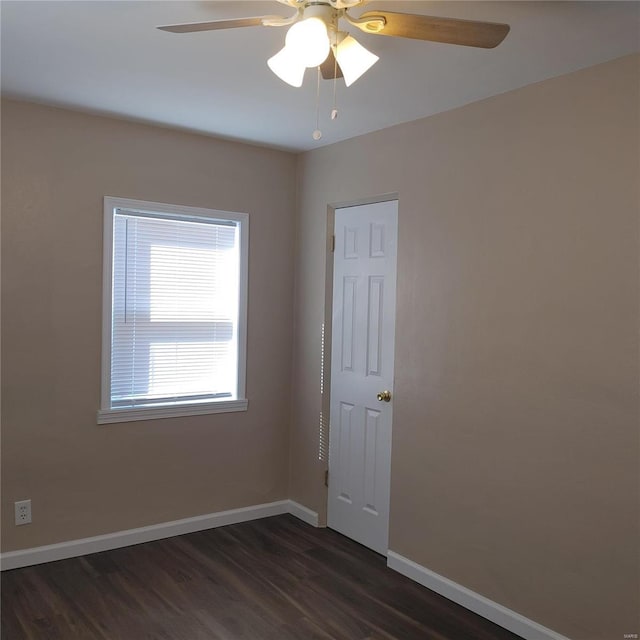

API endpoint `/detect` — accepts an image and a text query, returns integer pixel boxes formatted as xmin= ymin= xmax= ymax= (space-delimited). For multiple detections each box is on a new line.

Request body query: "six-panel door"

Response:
xmin=328 ymin=200 xmax=398 ymax=555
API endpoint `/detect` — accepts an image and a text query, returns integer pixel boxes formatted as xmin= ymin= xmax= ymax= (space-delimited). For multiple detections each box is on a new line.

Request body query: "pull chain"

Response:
xmin=312 ymin=66 xmax=322 ymax=140
xmin=331 ymin=36 xmax=338 ymax=120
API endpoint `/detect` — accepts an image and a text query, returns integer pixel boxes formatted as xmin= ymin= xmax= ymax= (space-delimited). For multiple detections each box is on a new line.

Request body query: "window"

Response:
xmin=98 ymin=197 xmax=248 ymax=424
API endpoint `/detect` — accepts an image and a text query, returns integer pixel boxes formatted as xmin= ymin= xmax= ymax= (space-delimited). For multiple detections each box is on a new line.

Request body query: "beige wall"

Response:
xmin=1 ymin=100 xmax=297 ymax=550
xmin=290 ymin=54 xmax=639 ymax=640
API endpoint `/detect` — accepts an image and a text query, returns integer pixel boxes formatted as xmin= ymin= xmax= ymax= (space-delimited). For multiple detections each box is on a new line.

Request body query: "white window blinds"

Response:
xmin=110 ymin=209 xmax=241 ymax=409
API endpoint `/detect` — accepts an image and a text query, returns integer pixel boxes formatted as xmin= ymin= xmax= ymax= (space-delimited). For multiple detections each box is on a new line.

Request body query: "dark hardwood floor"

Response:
xmin=1 ymin=514 xmax=522 ymax=640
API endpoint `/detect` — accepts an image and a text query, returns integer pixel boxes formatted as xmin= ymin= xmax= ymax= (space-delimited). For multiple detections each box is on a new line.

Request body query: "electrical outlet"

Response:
xmin=15 ymin=500 xmax=32 ymax=526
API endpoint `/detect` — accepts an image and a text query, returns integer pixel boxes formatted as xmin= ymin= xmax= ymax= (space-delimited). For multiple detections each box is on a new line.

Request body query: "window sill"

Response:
xmin=97 ymin=399 xmax=248 ymax=425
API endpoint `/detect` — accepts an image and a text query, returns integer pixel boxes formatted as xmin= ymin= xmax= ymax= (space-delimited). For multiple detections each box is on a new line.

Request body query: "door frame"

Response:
xmin=320 ymin=192 xmax=400 ymax=528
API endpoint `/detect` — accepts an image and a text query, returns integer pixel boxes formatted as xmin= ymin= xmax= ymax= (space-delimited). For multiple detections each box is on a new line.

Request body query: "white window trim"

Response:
xmin=99 ymin=196 xmax=249 ymax=425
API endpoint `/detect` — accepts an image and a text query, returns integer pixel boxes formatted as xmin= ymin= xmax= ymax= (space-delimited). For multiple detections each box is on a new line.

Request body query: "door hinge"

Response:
xmin=324 ymin=469 xmax=329 ymax=487
xmin=330 ymin=235 xmax=335 ymax=253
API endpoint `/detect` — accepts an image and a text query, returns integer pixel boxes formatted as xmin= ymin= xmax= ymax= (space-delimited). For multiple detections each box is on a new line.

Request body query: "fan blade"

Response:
xmin=320 ymin=49 xmax=344 ymax=80
xmin=158 ymin=16 xmax=280 ymax=33
xmin=359 ymin=11 xmax=510 ymax=48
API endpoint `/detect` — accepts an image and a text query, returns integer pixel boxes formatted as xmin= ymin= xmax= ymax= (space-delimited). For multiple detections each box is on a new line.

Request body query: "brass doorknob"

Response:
xmin=377 ymin=390 xmax=392 ymax=402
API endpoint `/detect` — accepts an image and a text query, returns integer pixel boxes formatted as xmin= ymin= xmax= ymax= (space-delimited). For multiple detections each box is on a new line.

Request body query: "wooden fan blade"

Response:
xmin=320 ymin=49 xmax=344 ymax=80
xmin=360 ymin=11 xmax=510 ymax=49
xmin=157 ymin=16 xmax=278 ymax=33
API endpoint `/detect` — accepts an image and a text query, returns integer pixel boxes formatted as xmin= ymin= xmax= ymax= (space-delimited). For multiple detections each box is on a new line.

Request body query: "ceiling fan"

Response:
xmin=158 ymin=0 xmax=510 ymax=88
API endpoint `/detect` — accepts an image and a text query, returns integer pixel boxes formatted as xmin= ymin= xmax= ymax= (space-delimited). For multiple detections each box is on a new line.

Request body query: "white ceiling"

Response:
xmin=1 ymin=1 xmax=638 ymax=151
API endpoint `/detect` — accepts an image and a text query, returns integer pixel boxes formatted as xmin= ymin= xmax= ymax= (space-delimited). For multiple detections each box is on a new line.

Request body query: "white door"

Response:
xmin=327 ymin=199 xmax=398 ymax=555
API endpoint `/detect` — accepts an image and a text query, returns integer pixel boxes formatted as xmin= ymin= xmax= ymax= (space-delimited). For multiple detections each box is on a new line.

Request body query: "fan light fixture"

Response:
xmin=267 ymin=47 xmax=306 ymax=87
xmin=268 ymin=16 xmax=332 ymax=87
xmin=268 ymin=14 xmax=378 ymax=88
xmin=287 ymin=17 xmax=330 ymax=67
xmin=335 ymin=33 xmax=379 ymax=87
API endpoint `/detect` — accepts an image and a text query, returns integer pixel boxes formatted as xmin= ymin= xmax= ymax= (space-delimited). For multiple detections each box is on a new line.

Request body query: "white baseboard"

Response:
xmin=387 ymin=551 xmax=570 ymax=640
xmin=287 ymin=500 xmax=319 ymax=527
xmin=1 ymin=499 xmax=318 ymax=571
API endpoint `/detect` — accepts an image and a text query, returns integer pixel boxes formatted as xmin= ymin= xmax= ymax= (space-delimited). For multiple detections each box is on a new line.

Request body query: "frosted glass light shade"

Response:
xmin=335 ymin=35 xmax=379 ymax=87
xmin=267 ymin=46 xmax=306 ymax=87
xmin=285 ymin=17 xmax=330 ymax=68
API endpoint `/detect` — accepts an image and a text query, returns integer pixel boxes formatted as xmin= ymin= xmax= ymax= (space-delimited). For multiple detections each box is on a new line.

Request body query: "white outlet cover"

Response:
xmin=14 ymin=499 xmax=32 ymax=525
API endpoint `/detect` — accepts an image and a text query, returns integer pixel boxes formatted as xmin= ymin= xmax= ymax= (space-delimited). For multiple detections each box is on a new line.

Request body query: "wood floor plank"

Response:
xmin=1 ymin=514 xmax=523 ymax=640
